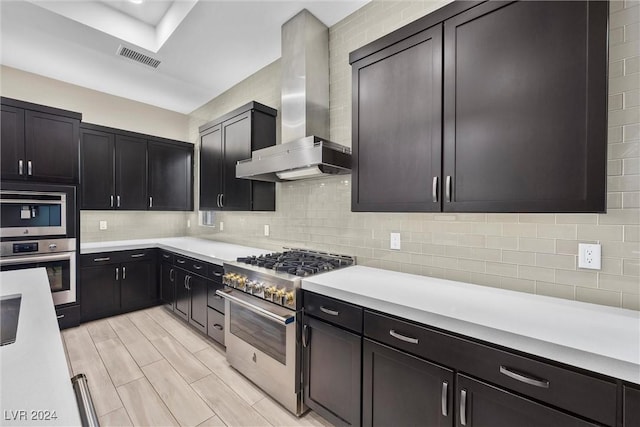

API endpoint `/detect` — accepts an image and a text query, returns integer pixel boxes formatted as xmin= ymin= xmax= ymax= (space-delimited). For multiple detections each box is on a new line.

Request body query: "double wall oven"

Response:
xmin=218 ymin=250 xmax=355 ymax=416
xmin=0 ymin=182 xmax=77 ymax=306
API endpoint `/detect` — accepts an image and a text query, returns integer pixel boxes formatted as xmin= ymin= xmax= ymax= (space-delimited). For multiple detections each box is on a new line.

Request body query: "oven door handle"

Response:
xmin=216 ymin=289 xmax=295 ymax=325
xmin=0 ymin=252 xmax=73 ymax=265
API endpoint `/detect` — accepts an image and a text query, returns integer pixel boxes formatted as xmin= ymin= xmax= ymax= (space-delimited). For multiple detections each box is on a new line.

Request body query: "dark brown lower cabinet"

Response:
xmin=362 ymin=338 xmax=454 ymax=427
xmin=303 ymin=315 xmax=361 ymax=426
xmin=187 ymin=274 xmax=208 ymax=334
xmin=456 ymin=374 xmax=596 ymax=427
xmin=625 ymin=385 xmax=640 ymax=427
xmin=174 ymin=269 xmax=190 ymax=322
xmin=80 ymin=251 xmax=157 ymax=322
xmin=80 ymin=264 xmax=120 ymax=321
xmin=160 ymin=261 xmax=175 ymax=310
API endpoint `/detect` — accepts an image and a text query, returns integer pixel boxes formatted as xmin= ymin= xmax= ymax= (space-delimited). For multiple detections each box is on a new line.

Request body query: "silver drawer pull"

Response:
xmin=176 ymin=259 xmax=186 ymax=264
xmin=130 ymin=253 xmax=145 ymax=258
xmin=432 ymin=176 xmax=438 ymax=202
xmin=57 ymin=314 xmax=65 ymax=319
xmin=389 ymin=329 xmax=419 ymax=344
xmin=193 ymin=264 xmax=203 ymax=270
xmin=212 ymin=324 xmax=223 ymax=331
xmin=460 ymin=389 xmax=467 ymax=426
xmin=499 ymin=366 xmax=550 ymax=388
xmin=445 ymin=175 xmax=452 ymax=202
xmin=319 ymin=306 xmax=339 ymax=316
xmin=162 ymin=254 xmax=171 ymax=259
xmin=212 ymin=272 xmax=223 ymax=277
xmin=93 ymin=257 xmax=110 ymax=262
xmin=441 ymin=381 xmax=448 ymax=416
xmin=18 ymin=160 xmax=23 ymax=175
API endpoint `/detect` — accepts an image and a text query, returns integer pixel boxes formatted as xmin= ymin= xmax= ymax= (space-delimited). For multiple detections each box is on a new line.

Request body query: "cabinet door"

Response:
xmin=25 ymin=110 xmax=80 ymax=183
xmin=160 ymin=262 xmax=176 ymax=310
xmin=120 ymin=259 xmax=156 ymax=311
xmin=80 ymin=264 xmax=120 ymax=322
xmin=221 ymin=112 xmax=252 ymax=211
xmin=303 ymin=316 xmax=361 ymax=426
xmin=1 ymin=105 xmax=25 ymax=180
xmin=352 ymin=25 xmax=442 ymax=212
xmin=456 ymin=374 xmax=596 ymax=427
xmin=115 ymin=135 xmax=147 ymax=210
xmin=188 ymin=274 xmax=208 ymax=334
xmin=199 ymin=124 xmax=223 ymax=209
xmin=625 ymin=386 xmax=640 ymax=427
xmin=174 ymin=269 xmax=189 ymax=321
xmin=148 ymin=141 xmax=193 ymax=211
xmin=80 ymin=128 xmax=115 ymax=209
xmin=443 ymin=1 xmax=607 ymax=213
xmin=363 ymin=338 xmax=453 ymax=427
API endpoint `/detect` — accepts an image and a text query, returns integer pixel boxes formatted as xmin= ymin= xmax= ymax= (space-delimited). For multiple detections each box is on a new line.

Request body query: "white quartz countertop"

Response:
xmin=302 ymin=265 xmax=640 ymax=385
xmin=81 ymin=237 xmax=271 ymax=265
xmin=0 ymin=268 xmax=81 ymax=426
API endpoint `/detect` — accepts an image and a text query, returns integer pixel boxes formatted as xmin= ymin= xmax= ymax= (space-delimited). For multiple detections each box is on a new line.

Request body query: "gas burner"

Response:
xmin=236 ymin=250 xmax=354 ymax=274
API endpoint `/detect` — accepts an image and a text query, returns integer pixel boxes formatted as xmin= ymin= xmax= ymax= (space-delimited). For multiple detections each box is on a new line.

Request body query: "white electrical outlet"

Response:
xmin=578 ymin=243 xmax=601 ymax=270
xmin=219 ymin=222 xmax=224 ymax=231
xmin=390 ymin=232 xmax=401 ymax=250
xmin=99 ymin=220 xmax=108 ymax=230
xmin=264 ymin=224 xmax=270 ymax=236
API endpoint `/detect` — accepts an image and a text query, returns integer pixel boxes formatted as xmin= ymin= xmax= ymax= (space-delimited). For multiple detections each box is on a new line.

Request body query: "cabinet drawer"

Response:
xmin=207 ymin=264 xmax=224 ymax=283
xmin=207 ymin=307 xmax=224 ymax=346
xmin=159 ymin=251 xmax=173 ymax=264
xmin=304 ymin=291 xmax=362 ymax=333
xmin=80 ymin=249 xmax=155 ymax=266
xmin=55 ymin=304 xmax=80 ymax=330
xmin=208 ymin=281 xmax=225 ymax=313
xmin=174 ymin=255 xmax=209 ymax=276
xmin=364 ymin=310 xmax=617 ymax=426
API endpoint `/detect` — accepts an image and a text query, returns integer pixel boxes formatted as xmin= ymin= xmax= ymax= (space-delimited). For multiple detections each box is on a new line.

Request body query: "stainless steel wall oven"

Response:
xmin=0 ymin=183 xmax=77 ymax=306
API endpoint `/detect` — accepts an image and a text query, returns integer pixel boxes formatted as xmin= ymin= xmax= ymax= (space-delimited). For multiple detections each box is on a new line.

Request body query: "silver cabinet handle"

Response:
xmin=18 ymin=160 xmax=23 ymax=175
xmin=117 ymin=195 xmax=121 ymax=208
xmin=57 ymin=314 xmax=65 ymax=319
xmin=432 ymin=176 xmax=438 ymax=202
xmin=460 ymin=389 xmax=467 ymax=426
xmin=122 ymin=266 xmax=126 ymax=280
xmin=169 ymin=268 xmax=175 ymax=282
xmin=184 ymin=275 xmax=188 ymax=289
xmin=93 ymin=257 xmax=110 ymax=262
xmin=319 ymin=306 xmax=339 ymax=316
xmin=27 ymin=160 xmax=32 ymax=176
xmin=130 ymin=253 xmax=145 ymax=258
xmin=193 ymin=264 xmax=203 ymax=270
xmin=115 ymin=267 xmax=119 ymax=281
xmin=212 ymin=324 xmax=223 ymax=331
xmin=216 ymin=194 xmax=221 ymax=208
xmin=441 ymin=381 xmax=448 ymax=416
xmin=176 ymin=259 xmax=186 ymax=264
xmin=499 ymin=366 xmax=550 ymax=388
xmin=302 ymin=324 xmax=309 ymax=347
xmin=110 ymin=195 xmax=114 ymax=208
xmin=389 ymin=329 xmax=419 ymax=344
xmin=149 ymin=196 xmax=153 ymax=208
xmin=445 ymin=175 xmax=451 ymax=202
xmin=220 ymin=193 xmax=223 ymax=207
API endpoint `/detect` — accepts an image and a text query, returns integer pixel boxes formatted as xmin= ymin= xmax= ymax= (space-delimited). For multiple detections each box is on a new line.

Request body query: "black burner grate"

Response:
xmin=236 ymin=250 xmax=354 ymax=277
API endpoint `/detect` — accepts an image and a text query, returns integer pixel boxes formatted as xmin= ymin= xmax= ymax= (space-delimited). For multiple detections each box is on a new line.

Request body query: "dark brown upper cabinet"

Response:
xmin=199 ymin=101 xmax=276 ymax=211
xmin=80 ymin=123 xmax=193 ymax=211
xmin=1 ymin=97 xmax=81 ymax=184
xmin=148 ymin=140 xmax=193 ymax=211
xmin=350 ymin=0 xmax=608 ymax=213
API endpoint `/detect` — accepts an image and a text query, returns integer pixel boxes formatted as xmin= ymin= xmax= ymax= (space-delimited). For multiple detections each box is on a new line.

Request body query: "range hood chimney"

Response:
xmin=236 ymin=9 xmax=351 ymax=182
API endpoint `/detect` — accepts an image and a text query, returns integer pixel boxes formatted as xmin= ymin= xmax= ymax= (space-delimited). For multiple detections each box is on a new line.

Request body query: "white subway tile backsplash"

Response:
xmin=576 ymin=287 xmax=622 ymax=307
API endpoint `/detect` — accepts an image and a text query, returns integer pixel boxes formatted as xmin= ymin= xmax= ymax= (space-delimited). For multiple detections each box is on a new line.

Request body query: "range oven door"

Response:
xmin=217 ymin=288 xmax=304 ymax=415
xmin=0 ymin=252 xmax=76 ymax=306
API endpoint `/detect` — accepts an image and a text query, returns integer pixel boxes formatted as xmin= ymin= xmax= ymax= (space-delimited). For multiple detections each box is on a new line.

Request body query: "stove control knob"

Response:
xmin=237 ymin=276 xmax=246 ymax=289
xmin=253 ymin=282 xmax=264 ymax=293
xmin=265 ymin=286 xmax=277 ymax=298
xmin=276 ymin=288 xmax=286 ymax=300
xmin=246 ymin=280 xmax=256 ymax=292
xmin=285 ymin=291 xmax=295 ymax=305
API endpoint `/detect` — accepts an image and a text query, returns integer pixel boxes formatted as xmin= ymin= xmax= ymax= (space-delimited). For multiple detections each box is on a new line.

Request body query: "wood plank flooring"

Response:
xmin=62 ymin=306 xmax=333 ymax=427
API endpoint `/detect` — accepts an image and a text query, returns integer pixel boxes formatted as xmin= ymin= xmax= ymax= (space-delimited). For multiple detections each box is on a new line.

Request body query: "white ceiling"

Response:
xmin=0 ymin=0 xmax=369 ymax=114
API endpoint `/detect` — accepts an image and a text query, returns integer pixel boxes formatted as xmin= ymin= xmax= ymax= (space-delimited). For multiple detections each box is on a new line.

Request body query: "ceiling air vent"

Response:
xmin=116 ymin=45 xmax=161 ymax=69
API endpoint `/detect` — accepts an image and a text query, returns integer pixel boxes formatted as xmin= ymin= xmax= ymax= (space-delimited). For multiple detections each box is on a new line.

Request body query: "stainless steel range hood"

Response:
xmin=236 ymin=10 xmax=351 ymax=183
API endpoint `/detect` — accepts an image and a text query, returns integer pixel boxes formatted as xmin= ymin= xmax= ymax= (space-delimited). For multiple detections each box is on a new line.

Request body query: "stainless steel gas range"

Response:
xmin=217 ymin=249 xmax=355 ymax=416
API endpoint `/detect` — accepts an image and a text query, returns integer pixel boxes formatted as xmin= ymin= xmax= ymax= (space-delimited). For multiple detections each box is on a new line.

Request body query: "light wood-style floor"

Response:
xmin=61 ymin=306 xmax=333 ymax=427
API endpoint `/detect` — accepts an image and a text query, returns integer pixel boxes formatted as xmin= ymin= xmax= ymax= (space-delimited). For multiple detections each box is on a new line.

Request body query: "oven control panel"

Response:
xmin=12 ymin=242 xmax=38 ymax=253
